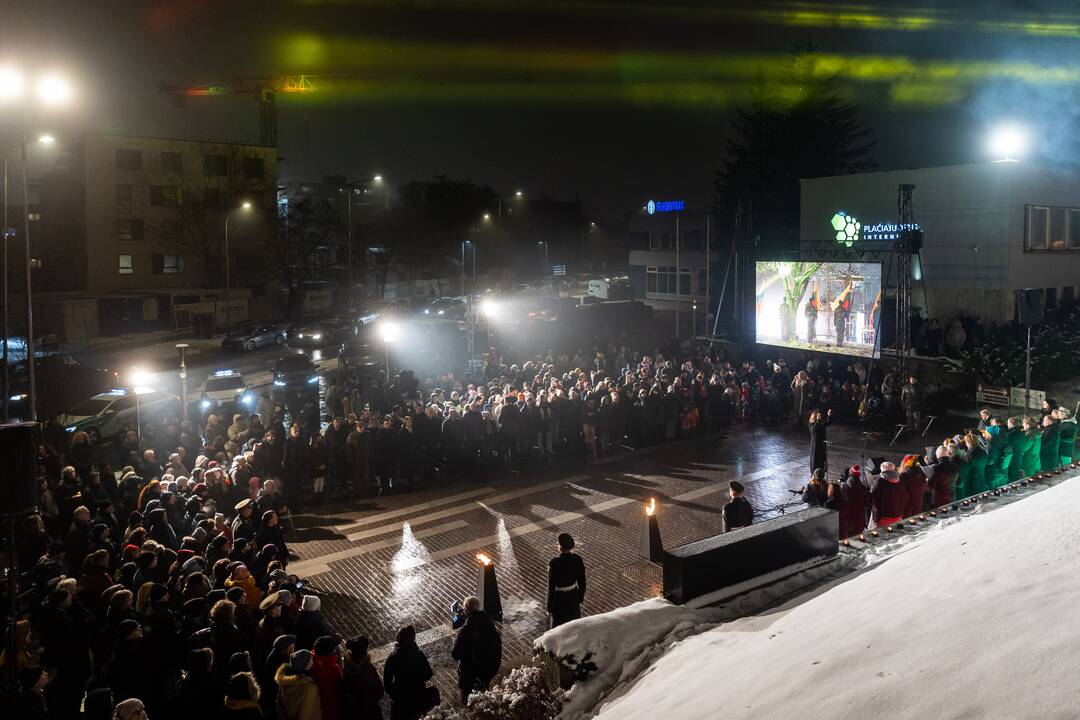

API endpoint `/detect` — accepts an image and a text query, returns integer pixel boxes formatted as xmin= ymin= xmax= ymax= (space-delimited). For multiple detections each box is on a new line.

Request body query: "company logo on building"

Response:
xmin=830 ymin=211 xmax=921 ymax=246
xmin=647 ymin=199 xmax=685 ymax=215
xmin=830 ymin=211 xmax=860 ymax=247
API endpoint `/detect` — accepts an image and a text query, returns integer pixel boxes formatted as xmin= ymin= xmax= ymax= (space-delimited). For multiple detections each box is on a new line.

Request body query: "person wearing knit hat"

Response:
xmin=296 ymin=595 xmax=333 ymax=651
xmin=310 ymin=636 xmax=344 ymax=720
xmin=870 ymin=460 xmax=906 ymax=529
xmin=273 ymin=648 xmax=321 ymax=720
xmin=300 ymin=595 xmax=320 ymax=612
xmin=112 ymin=697 xmax=146 ymax=720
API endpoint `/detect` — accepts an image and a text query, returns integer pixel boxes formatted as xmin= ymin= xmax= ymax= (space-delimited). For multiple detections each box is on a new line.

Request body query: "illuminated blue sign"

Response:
xmin=647 ymin=199 xmax=685 ymax=215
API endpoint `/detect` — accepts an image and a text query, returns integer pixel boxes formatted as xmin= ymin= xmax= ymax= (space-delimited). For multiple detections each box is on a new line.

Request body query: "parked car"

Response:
xmin=338 ymin=327 xmax=382 ymax=372
xmin=57 ymin=387 xmax=179 ymax=444
xmin=286 ymin=314 xmax=356 ymax=348
xmin=221 ymin=324 xmax=285 ymax=350
xmin=197 ymin=369 xmax=254 ymax=413
xmin=419 ymin=297 xmax=467 ymax=320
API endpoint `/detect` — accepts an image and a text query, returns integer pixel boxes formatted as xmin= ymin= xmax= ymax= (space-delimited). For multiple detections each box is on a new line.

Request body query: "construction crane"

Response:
xmin=160 ymin=75 xmax=326 ymax=147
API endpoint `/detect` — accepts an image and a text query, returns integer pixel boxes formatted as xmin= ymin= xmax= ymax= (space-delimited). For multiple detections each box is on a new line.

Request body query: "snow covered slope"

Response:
xmin=593 ymin=477 xmax=1080 ymax=720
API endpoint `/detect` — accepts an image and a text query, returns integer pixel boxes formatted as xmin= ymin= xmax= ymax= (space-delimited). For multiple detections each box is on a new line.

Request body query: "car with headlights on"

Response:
xmin=197 ymin=369 xmax=254 ymax=414
xmin=221 ymin=324 xmax=286 ymax=351
xmin=286 ymin=314 xmax=356 ymax=349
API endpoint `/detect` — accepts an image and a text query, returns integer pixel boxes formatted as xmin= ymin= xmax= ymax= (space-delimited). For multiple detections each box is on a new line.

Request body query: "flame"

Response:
xmin=645 ymin=497 xmax=656 ymax=516
xmin=476 ymin=552 xmax=492 ymax=566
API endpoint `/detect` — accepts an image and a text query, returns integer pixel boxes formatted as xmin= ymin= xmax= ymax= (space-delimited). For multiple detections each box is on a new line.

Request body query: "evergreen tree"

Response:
xmin=715 ymin=51 xmax=876 ymax=251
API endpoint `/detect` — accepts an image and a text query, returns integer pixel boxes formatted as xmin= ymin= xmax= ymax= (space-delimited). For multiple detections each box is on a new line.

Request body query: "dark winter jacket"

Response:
xmin=450 ymin=610 xmax=502 ymax=692
xmin=342 ymin=655 xmax=384 ymax=720
xmin=870 ymin=475 xmax=907 ymax=524
xmin=383 ymin=641 xmax=433 ymax=720
xmin=900 ymin=466 xmax=927 ymax=518
xmin=840 ymin=475 xmax=869 ymax=538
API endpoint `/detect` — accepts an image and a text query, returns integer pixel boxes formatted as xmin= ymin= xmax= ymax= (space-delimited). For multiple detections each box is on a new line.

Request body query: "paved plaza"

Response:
xmin=288 ymin=417 xmax=962 ymax=697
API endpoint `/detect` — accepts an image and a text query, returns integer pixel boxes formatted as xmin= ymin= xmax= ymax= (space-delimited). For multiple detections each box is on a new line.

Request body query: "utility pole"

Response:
xmin=176 ymin=343 xmax=189 ymax=422
xmin=2 ymin=156 xmax=8 ymax=421
xmin=674 ymin=212 xmax=680 ymax=340
xmin=20 ymin=133 xmax=36 ymax=421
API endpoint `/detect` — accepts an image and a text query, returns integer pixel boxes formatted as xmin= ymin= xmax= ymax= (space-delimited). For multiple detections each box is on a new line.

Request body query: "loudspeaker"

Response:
xmin=896 ymin=229 xmax=924 ymax=253
xmin=0 ymin=422 xmax=39 ymax=514
xmin=1016 ymin=289 xmax=1045 ymax=326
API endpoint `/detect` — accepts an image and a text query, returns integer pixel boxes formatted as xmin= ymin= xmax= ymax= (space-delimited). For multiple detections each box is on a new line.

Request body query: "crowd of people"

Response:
xmin=798 ymin=400 xmax=1076 ymax=539
xmin=7 ymin=329 xmax=1076 ymax=719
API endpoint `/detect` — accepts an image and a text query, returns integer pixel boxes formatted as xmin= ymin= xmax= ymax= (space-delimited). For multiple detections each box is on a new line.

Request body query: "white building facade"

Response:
xmin=800 ymin=162 xmax=1080 ymax=324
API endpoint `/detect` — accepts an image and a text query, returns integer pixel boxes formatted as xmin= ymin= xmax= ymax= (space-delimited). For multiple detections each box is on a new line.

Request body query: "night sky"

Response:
xmin=6 ymin=0 xmax=1080 ymax=218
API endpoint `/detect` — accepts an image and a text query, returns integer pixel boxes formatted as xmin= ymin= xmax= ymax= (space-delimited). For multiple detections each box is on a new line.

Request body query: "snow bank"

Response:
xmin=593 ymin=476 xmax=1080 ymax=720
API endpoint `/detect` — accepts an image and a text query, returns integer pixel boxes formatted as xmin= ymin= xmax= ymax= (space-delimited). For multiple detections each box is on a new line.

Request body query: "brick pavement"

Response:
xmin=288 ymin=416 xmax=968 ymax=708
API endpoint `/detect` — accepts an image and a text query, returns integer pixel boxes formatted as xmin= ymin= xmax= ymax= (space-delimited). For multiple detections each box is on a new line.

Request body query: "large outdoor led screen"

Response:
xmin=755 ymin=261 xmax=883 ymax=358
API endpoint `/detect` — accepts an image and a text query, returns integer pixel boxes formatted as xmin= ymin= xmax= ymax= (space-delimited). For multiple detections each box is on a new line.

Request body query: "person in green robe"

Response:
xmin=1022 ymin=416 xmax=1042 ymax=477
xmin=1005 ymin=417 xmax=1027 ymax=482
xmin=984 ymin=424 xmax=1004 ymax=490
xmin=1040 ymin=414 xmax=1061 ymax=471
xmin=964 ymin=433 xmax=988 ymax=496
xmin=1057 ymin=408 xmax=1076 ymax=466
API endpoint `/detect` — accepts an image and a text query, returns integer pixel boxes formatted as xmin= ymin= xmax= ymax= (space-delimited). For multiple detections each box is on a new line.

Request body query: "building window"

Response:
xmin=115 ymin=149 xmax=142 ymax=171
xmin=649 ymin=233 xmax=673 ymax=251
xmin=204 ymin=154 xmax=228 ymax=176
xmin=1026 ymin=204 xmax=1080 ymax=251
xmin=243 ymin=157 xmax=264 ymax=180
xmin=27 ymin=213 xmax=40 ymax=221
xmin=117 ymin=219 xmax=144 ymax=242
xmin=152 ymin=253 xmax=184 ymax=274
xmin=150 ymin=185 xmax=182 ymax=206
xmin=118 ymin=254 xmax=133 ymax=275
xmin=646 ymin=265 xmax=679 ymax=295
xmin=161 ymin=152 xmax=182 ymax=174
xmin=117 ymin=184 xmax=133 ymax=205
xmin=679 ymin=267 xmax=692 ymax=296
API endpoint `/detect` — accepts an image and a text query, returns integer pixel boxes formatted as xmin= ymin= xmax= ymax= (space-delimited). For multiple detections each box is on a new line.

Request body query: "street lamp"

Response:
xmin=176 ymin=343 xmax=190 ymax=422
xmin=0 ymin=66 xmax=75 ymax=421
xmin=380 ymin=321 xmax=400 ymax=378
xmin=537 ymin=241 xmax=549 ymax=277
xmin=497 ymin=190 xmax=524 ymax=224
xmin=989 ymin=124 xmax=1026 ymax=162
xmin=345 ymin=174 xmax=387 ymax=293
xmin=223 ymin=201 xmax=253 ymax=325
xmin=130 ymin=368 xmax=152 ymax=439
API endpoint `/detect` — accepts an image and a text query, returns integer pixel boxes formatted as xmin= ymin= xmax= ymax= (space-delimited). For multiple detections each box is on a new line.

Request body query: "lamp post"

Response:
xmin=380 ymin=321 xmax=399 ymax=380
xmin=176 ymin=343 xmax=189 ymax=422
xmin=0 ymin=67 xmax=74 ymax=421
xmin=537 ymin=241 xmax=548 ymax=277
xmin=496 ymin=189 xmax=523 ymax=225
xmin=223 ymin=201 xmax=252 ymax=326
xmin=131 ymin=368 xmax=150 ymax=440
xmin=345 ymin=175 xmax=385 ymax=295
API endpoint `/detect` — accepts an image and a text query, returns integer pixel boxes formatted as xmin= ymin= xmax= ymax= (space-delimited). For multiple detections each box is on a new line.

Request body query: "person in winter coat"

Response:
xmin=224 ymin=671 xmax=263 ymax=720
xmin=209 ymin=599 xmax=247 ymax=681
xmin=259 ymin=634 xmax=295 ymax=717
xmin=346 ymin=422 xmax=372 ymax=498
xmin=310 ymin=636 xmax=344 ymax=720
xmin=450 ymin=596 xmax=502 ymax=703
xmin=225 ymin=564 xmax=264 ymax=611
xmin=870 ymin=462 xmax=907 ymax=528
xmin=839 ymin=466 xmax=869 ymax=539
xmin=295 ymin=595 xmax=335 ymax=651
xmin=255 ymin=511 xmax=289 ymax=569
xmin=921 ymin=448 xmax=960 ymax=507
xmin=899 ymin=455 xmax=927 ymax=518
xmin=382 ymin=625 xmax=434 ymax=720
xmin=341 ymin=636 xmax=384 ymax=720
xmin=276 ymin=650 xmax=323 ymax=720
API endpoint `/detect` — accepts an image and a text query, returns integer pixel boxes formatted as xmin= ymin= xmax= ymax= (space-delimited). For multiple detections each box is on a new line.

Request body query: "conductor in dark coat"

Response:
xmin=808 ymin=408 xmax=832 ymax=474
xmin=547 ymin=533 xmax=586 ymax=628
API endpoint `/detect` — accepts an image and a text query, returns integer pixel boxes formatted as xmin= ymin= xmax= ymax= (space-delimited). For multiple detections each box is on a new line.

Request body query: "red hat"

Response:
xmin=207 ymin=461 xmax=219 ymax=469
xmin=192 ymin=483 xmax=208 ymax=494
xmin=849 ymin=465 xmax=861 ymax=476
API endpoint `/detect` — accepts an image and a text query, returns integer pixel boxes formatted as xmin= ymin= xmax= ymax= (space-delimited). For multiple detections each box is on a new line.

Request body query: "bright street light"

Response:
xmin=241 ymin=200 xmax=252 ymax=210
xmin=0 ymin=66 xmax=24 ymax=101
xmin=373 ymin=174 xmax=383 ymax=182
xmin=480 ymin=299 xmax=499 ymax=318
xmin=130 ymin=367 xmax=151 ymax=388
xmin=514 ymin=190 xmax=523 ymax=198
xmin=37 ymin=134 xmax=55 ymax=145
xmin=380 ymin=322 xmax=400 ymax=343
xmin=989 ymin=124 xmax=1026 ymax=162
xmin=35 ymin=72 xmax=74 ymax=107
xmin=482 ymin=213 xmax=491 ymax=222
